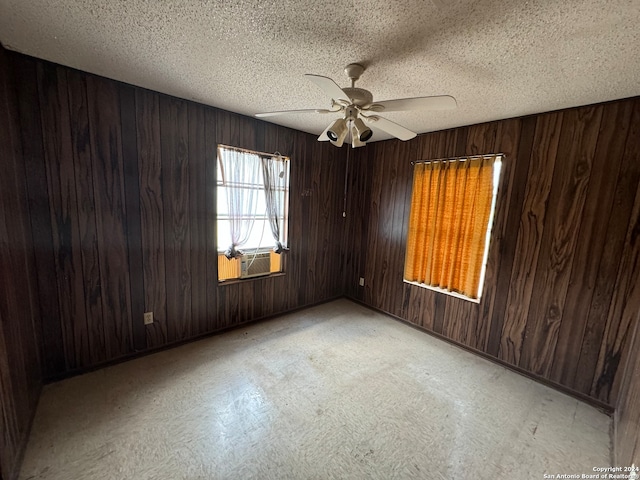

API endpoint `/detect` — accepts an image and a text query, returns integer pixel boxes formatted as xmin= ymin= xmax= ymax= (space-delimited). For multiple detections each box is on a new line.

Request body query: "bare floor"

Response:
xmin=20 ymin=299 xmax=611 ymax=479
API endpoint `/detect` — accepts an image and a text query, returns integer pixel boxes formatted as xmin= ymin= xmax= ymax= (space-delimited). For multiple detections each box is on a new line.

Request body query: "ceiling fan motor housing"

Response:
xmin=342 ymin=87 xmax=373 ymax=107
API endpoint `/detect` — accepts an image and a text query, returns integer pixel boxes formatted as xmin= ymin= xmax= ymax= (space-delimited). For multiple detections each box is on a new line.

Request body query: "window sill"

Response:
xmin=218 ymin=272 xmax=286 ymax=286
xmin=403 ymin=279 xmax=480 ymax=304
xmin=216 ymin=249 xmax=275 ymax=255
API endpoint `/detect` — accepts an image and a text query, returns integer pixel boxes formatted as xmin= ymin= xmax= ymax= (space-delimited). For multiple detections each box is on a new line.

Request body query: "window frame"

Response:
xmin=215 ymin=144 xmax=291 ymax=283
xmin=402 ymin=154 xmax=503 ymax=303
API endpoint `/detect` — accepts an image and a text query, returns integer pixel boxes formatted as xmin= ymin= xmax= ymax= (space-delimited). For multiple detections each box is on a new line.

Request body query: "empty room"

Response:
xmin=1 ymin=1 xmax=639 ymax=479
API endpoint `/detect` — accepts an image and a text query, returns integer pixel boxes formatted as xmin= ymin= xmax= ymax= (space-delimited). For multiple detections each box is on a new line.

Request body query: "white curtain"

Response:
xmin=218 ymin=146 xmax=262 ymax=259
xmin=261 ymin=155 xmax=290 ymax=254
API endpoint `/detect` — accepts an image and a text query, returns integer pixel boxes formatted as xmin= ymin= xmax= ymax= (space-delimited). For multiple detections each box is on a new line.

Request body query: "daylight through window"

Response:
xmin=216 ymin=145 xmax=290 ymax=282
xmin=403 ymin=154 xmax=502 ymax=301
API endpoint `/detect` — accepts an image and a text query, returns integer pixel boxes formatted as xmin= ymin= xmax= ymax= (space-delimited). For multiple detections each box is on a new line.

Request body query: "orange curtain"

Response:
xmin=218 ymin=254 xmax=240 ymax=281
xmin=404 ymin=156 xmax=497 ymax=299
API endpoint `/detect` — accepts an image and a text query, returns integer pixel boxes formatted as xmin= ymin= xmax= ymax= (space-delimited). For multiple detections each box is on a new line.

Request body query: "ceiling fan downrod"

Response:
xmin=344 ymin=63 xmax=365 ymax=87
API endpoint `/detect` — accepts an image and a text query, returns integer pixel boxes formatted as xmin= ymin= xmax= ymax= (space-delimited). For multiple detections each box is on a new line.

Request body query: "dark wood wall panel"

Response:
xmin=347 ymin=95 xmax=640 ymax=407
xmin=499 ymin=112 xmax=562 ymax=366
xmin=187 ymin=103 xmax=208 ymax=338
xmin=305 ymin=142 xmax=328 ymax=304
xmin=86 ymin=76 xmax=134 ymax=360
xmin=135 ymin=89 xmax=168 ymax=348
xmin=203 ymin=109 xmax=220 ymax=332
xmin=4 ymin=49 xmax=345 ymax=384
xmin=13 ymin=55 xmax=65 ymax=377
xmin=66 ymin=69 xmax=107 ymax=365
xmin=120 ymin=85 xmax=146 ymax=352
xmin=160 ymin=96 xmax=192 ymax=343
xmin=306 ymin=142 xmax=346 ymax=304
xmin=519 ymin=106 xmax=603 ymax=377
xmin=551 ymin=101 xmax=634 ymax=387
xmin=341 ymin=146 xmax=369 ymax=300
xmin=120 ymin=89 xmax=146 ymax=347
xmin=594 ymin=164 xmax=640 ymax=402
xmin=574 ymin=102 xmax=640 ymax=396
xmin=0 ymin=47 xmax=42 ymax=480
xmin=37 ymin=62 xmax=89 ymax=372
xmin=291 ymin=130 xmax=311 ymax=308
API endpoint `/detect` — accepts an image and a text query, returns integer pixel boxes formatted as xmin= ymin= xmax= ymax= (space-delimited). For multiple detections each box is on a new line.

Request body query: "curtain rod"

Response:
xmin=218 ymin=144 xmax=289 ymax=160
xmin=411 ymin=153 xmax=504 ymax=165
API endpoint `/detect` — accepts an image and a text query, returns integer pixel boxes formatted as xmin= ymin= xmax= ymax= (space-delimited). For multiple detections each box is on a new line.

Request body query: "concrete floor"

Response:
xmin=20 ymin=299 xmax=611 ymax=479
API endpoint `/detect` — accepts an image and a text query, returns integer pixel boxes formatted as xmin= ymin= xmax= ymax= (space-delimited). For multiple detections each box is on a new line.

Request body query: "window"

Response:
xmin=403 ymin=154 xmax=502 ymax=301
xmin=216 ymin=145 xmax=290 ymax=282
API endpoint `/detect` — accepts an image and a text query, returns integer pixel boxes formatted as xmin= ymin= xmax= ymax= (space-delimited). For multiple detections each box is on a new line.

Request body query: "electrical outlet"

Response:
xmin=359 ymin=277 xmax=365 ymax=287
xmin=144 ymin=312 xmax=154 ymax=325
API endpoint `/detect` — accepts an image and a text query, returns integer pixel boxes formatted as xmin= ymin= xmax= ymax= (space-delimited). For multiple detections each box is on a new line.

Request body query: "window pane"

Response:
xmin=217 ymin=187 xmax=229 ymax=216
xmin=217 ymin=219 xmax=232 ymax=250
xmin=244 ymin=218 xmax=271 ymax=250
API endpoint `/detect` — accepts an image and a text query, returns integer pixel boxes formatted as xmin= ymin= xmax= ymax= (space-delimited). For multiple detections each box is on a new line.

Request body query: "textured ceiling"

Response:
xmin=1 ymin=0 xmax=639 ymax=142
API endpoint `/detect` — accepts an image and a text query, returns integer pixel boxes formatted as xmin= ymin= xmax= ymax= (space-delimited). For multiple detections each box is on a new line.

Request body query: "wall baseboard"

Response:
xmin=347 ymin=295 xmax=614 ymax=415
xmin=42 ymin=295 xmax=344 ymax=384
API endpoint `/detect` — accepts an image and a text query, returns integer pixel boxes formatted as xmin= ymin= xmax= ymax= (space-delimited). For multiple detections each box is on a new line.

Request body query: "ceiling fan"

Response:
xmin=256 ymin=63 xmax=457 ymax=148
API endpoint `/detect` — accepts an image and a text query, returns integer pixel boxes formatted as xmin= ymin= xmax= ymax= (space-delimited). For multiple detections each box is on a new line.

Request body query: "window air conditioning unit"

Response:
xmin=240 ymin=252 xmax=271 ymax=278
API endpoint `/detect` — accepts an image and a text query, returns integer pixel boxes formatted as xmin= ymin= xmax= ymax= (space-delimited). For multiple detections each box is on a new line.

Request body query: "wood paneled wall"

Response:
xmin=0 ymin=47 xmax=42 ymax=480
xmin=5 ymin=50 xmax=345 ymax=380
xmin=3 ymin=41 xmax=640 ymax=476
xmin=344 ymin=97 xmax=640 ymax=407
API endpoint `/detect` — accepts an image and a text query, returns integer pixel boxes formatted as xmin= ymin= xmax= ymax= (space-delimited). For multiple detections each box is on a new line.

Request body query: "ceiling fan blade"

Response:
xmin=363 ymin=115 xmax=417 ymax=141
xmin=305 ymin=74 xmax=351 ymax=104
xmin=367 ymin=95 xmax=457 ymax=112
xmin=255 ymin=108 xmax=334 ymax=118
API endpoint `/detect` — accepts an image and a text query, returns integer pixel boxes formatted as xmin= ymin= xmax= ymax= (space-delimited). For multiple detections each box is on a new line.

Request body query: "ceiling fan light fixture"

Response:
xmin=327 ymin=118 xmax=348 ymax=147
xmin=351 ymin=125 xmax=366 ymax=148
xmin=352 ymin=117 xmax=373 ymax=142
